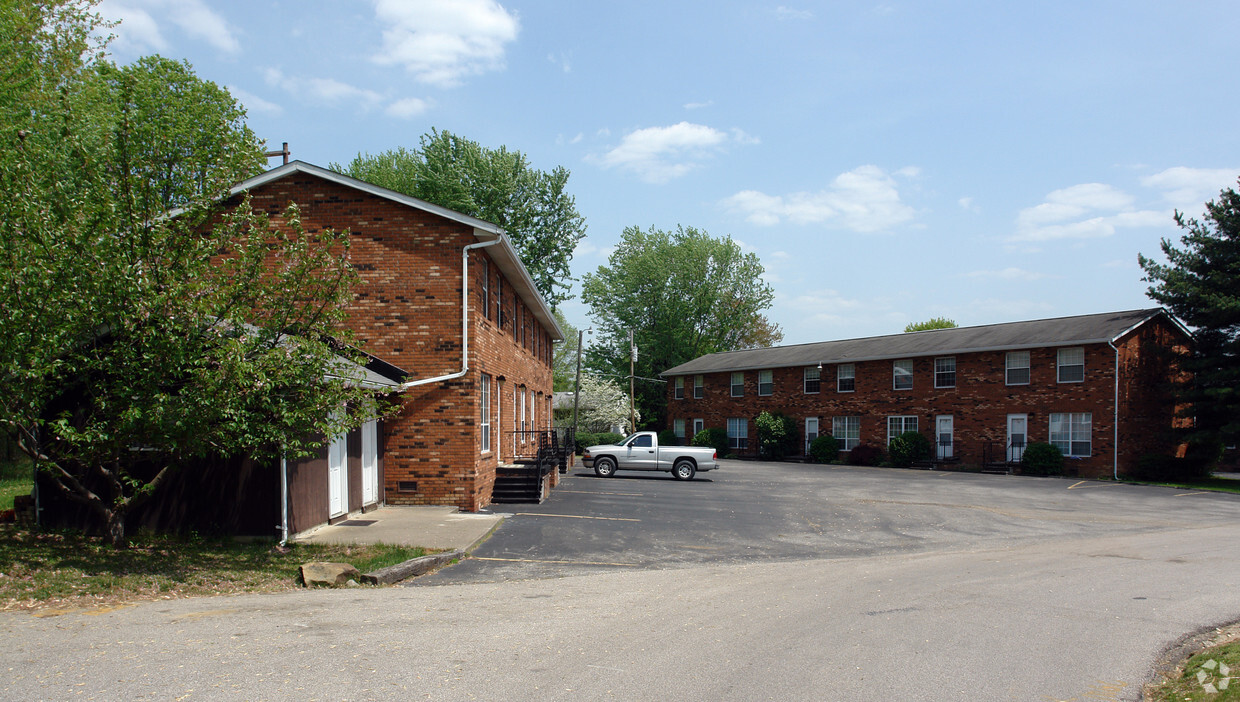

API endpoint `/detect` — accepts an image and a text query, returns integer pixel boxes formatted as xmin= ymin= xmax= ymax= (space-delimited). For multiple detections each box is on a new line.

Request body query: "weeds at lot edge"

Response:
xmin=1117 ymin=476 xmax=1240 ymax=495
xmin=1148 ymin=632 xmax=1240 ymax=701
xmin=0 ymin=525 xmax=426 ymax=612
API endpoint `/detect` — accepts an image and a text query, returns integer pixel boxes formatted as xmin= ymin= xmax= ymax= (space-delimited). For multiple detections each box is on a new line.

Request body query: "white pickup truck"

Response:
xmin=581 ymin=431 xmax=719 ymax=480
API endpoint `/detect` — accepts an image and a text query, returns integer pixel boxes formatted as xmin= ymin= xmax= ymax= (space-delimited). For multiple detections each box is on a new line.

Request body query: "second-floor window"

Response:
xmin=758 ymin=370 xmax=773 ymax=396
xmin=837 ymin=364 xmax=855 ymax=392
xmin=481 ymin=260 xmax=490 ymax=320
xmin=893 ymin=359 xmax=913 ymax=390
xmin=935 ymin=357 xmax=956 ymax=388
xmin=1006 ymin=351 xmax=1030 ymax=385
xmin=804 ymin=366 xmax=820 ymax=394
xmin=1058 ymin=347 xmax=1084 ymax=383
xmin=693 ymin=375 xmax=704 ymax=399
xmin=674 ymin=377 xmax=684 ymax=399
xmin=731 ymin=372 xmax=744 ymax=397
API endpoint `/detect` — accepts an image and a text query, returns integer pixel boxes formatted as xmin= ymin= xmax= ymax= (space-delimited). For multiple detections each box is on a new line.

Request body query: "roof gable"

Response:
xmin=662 ymin=308 xmax=1185 ymax=376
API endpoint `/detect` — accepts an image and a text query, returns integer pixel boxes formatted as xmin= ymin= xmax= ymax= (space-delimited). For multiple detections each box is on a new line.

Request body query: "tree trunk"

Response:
xmin=105 ymin=509 xmax=127 ymax=549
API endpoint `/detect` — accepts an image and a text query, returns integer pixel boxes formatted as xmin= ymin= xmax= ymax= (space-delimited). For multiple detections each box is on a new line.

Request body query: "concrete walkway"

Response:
xmin=290 ymin=505 xmax=505 ymax=552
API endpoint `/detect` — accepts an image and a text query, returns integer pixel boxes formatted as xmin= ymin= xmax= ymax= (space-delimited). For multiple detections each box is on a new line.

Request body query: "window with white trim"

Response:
xmin=1050 ymin=412 xmax=1092 ymax=457
xmin=805 ymin=417 xmax=819 ymax=454
xmin=758 ymin=369 xmax=773 ymax=396
xmin=674 ymin=418 xmax=686 ymax=439
xmin=693 ymin=375 xmax=704 ymax=399
xmin=480 ymin=373 xmax=491 ymax=452
xmin=804 ymin=366 xmax=820 ymax=394
xmin=693 ymin=418 xmax=705 ymax=437
xmin=731 ymin=372 xmax=744 ymax=397
xmin=1057 ymin=347 xmax=1084 ymax=383
xmin=481 ymin=260 xmax=490 ymax=321
xmin=674 ymin=376 xmax=684 ymax=400
xmin=833 ymin=416 xmax=860 ymax=451
xmin=893 ymin=359 xmax=913 ymax=390
xmin=837 ymin=364 xmax=855 ymax=393
xmin=887 ymin=415 xmax=918 ymax=445
xmin=727 ymin=418 xmax=748 ymax=449
xmin=1006 ymin=351 xmax=1030 ymax=385
xmin=934 ymin=357 xmax=956 ymax=388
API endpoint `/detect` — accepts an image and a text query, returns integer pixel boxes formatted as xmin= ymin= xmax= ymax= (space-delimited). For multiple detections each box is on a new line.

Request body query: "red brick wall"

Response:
xmin=666 ymin=339 xmax=1183 ymax=478
xmin=240 ymin=172 xmax=554 ymax=511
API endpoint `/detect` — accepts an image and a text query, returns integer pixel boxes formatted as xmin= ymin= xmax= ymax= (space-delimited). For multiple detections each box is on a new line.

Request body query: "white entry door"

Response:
xmin=805 ymin=417 xmax=819 ymax=454
xmin=936 ymin=415 xmax=953 ymax=460
xmin=328 ymin=431 xmax=348 ymax=518
xmin=361 ymin=420 xmax=378 ymax=505
xmin=1007 ymin=414 xmax=1027 ymax=463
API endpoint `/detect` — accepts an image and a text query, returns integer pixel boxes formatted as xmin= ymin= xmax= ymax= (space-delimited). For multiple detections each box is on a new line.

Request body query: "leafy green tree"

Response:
xmin=904 ymin=317 xmax=958 ymax=332
xmin=1139 ymin=181 xmax=1240 ymax=446
xmin=755 ymin=411 xmax=798 ymax=460
xmin=0 ymin=4 xmax=381 ymax=547
xmin=335 ymin=129 xmax=587 ymax=307
xmin=574 ymin=374 xmax=636 ymax=433
xmin=552 ymin=308 xmax=580 ymax=392
xmin=581 ymin=225 xmax=781 ymax=427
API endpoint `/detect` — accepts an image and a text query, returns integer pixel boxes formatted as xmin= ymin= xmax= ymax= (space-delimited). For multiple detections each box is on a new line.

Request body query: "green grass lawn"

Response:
xmin=0 ymin=456 xmax=33 ymax=511
xmin=1149 ymin=637 xmax=1240 ymax=701
xmin=0 ymin=525 xmax=428 ymax=611
xmin=1121 ymin=476 xmax=1240 ymax=495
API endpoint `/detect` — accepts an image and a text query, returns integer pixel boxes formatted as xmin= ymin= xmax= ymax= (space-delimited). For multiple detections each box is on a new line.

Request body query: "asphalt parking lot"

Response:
xmin=418 ymin=459 xmax=1240 ymax=585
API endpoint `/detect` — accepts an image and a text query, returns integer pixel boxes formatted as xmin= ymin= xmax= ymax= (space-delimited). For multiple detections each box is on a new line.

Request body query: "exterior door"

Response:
xmin=805 ymin=417 xmax=819 ymax=455
xmin=328 ymin=431 xmax=348 ymax=518
xmin=1007 ymin=414 xmax=1027 ymax=463
xmin=625 ymin=433 xmax=658 ymax=470
xmin=361 ymin=420 xmax=378 ymax=505
xmin=936 ymin=415 xmax=953 ymax=460
xmin=693 ymin=418 xmax=704 ymax=437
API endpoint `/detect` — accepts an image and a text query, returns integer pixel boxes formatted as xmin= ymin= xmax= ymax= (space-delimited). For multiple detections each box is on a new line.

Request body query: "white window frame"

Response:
xmin=1006 ymin=351 xmax=1030 ymax=386
xmin=480 ymin=373 xmax=491 ymax=453
xmin=803 ymin=366 xmax=821 ymax=394
xmin=934 ymin=356 xmax=956 ymax=389
xmin=887 ymin=415 xmax=918 ymax=445
xmin=727 ymin=418 xmax=748 ymax=449
xmin=1050 ymin=412 xmax=1092 ymax=457
xmin=805 ymin=417 xmax=819 ymax=454
xmin=731 ymin=372 xmax=744 ymax=397
xmin=674 ymin=376 xmax=684 ymax=400
xmin=693 ymin=418 xmax=705 ymax=437
xmin=833 ymin=416 xmax=860 ymax=451
xmin=893 ymin=359 xmax=913 ymax=390
xmin=837 ymin=364 xmax=855 ymax=393
xmin=758 ymin=369 xmax=773 ymax=396
xmin=1058 ymin=347 xmax=1085 ymax=383
xmin=693 ymin=375 xmax=704 ymax=399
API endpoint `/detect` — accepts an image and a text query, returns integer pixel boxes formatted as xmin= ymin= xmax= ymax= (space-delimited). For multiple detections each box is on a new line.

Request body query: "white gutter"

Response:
xmin=1108 ymin=340 xmax=1120 ymax=480
xmin=399 ymin=238 xmax=502 ymax=391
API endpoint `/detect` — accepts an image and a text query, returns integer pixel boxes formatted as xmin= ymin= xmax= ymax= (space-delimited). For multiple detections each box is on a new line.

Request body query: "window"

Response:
xmin=480 ymin=374 xmax=491 ymax=452
xmin=893 ymin=359 xmax=913 ymax=390
xmin=693 ymin=418 xmax=705 ymax=437
xmin=674 ymin=418 xmax=686 ymax=439
xmin=1058 ymin=347 xmax=1084 ymax=383
xmin=837 ymin=364 xmax=855 ymax=393
xmin=804 ymin=366 xmax=821 ymax=394
xmin=1050 ymin=412 xmax=1092 ymax=457
xmin=674 ymin=377 xmax=684 ymax=400
xmin=934 ymin=357 xmax=956 ymax=389
xmin=805 ymin=417 xmax=819 ymax=454
xmin=758 ymin=370 xmax=773 ymax=396
xmin=833 ymin=416 xmax=860 ymax=451
xmin=1006 ymin=351 xmax=1030 ymax=385
xmin=727 ymin=418 xmax=748 ymax=449
xmin=693 ymin=375 xmax=704 ymax=399
xmin=887 ymin=415 xmax=918 ymax=445
xmin=519 ymin=386 xmax=526 ymax=440
xmin=481 ymin=260 xmax=490 ymax=320
xmin=497 ymin=279 xmax=505 ymax=330
xmin=632 ymin=434 xmax=653 ymax=448
xmin=731 ymin=372 xmax=744 ymax=397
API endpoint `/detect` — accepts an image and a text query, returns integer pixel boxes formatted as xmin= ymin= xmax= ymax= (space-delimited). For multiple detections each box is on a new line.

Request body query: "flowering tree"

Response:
xmin=576 ymin=375 xmax=638 ymax=433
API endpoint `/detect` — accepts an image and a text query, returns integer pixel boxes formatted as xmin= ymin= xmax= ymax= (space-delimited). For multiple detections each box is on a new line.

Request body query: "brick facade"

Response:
xmin=236 ymin=164 xmax=557 ymax=511
xmin=666 ymin=312 xmax=1187 ymax=479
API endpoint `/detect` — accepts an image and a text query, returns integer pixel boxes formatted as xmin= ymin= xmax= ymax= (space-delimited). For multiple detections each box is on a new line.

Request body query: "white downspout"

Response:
xmin=279 ymin=453 xmax=289 ymax=547
xmin=399 ymin=238 xmax=502 ymax=391
xmin=1108 ymin=340 xmax=1120 ymax=480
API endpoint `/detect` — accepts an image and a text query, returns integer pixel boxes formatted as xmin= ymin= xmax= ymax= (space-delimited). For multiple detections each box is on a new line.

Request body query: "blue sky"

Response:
xmin=98 ymin=0 xmax=1240 ymax=346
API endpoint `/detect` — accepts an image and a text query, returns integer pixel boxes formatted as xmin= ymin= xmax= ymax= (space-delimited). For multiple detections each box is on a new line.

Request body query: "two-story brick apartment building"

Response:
xmin=663 ymin=309 xmax=1189 ymax=478
xmin=231 ymin=161 xmax=563 ymax=515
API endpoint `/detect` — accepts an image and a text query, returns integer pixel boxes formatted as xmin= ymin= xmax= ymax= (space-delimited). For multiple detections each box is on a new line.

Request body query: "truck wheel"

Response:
xmin=672 ymin=459 xmax=696 ymax=481
xmin=594 ymin=457 xmax=617 ymax=478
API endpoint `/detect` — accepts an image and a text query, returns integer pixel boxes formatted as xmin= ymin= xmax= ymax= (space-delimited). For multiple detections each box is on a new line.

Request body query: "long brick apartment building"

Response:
xmin=662 ymin=309 xmax=1190 ymax=478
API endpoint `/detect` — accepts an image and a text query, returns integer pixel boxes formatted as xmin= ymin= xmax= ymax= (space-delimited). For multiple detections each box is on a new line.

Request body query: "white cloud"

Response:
xmin=265 ymin=68 xmax=384 ymax=110
xmin=385 ymin=97 xmax=431 ymax=119
xmin=1140 ymin=167 xmax=1239 ymax=207
xmin=684 ymin=100 xmax=714 ymax=110
xmin=100 ymin=0 xmax=239 ymax=54
xmin=721 ymin=165 xmax=917 ymax=232
xmin=958 ymin=196 xmax=977 ymax=211
xmin=963 ymin=267 xmax=1050 ymax=281
xmin=1012 ymin=182 xmax=1169 ymax=242
xmin=547 ymin=52 xmax=571 ymax=73
xmin=371 ymin=0 xmax=520 ymax=87
xmin=775 ymin=6 xmax=813 ymax=21
xmin=593 ymin=122 xmax=754 ymax=184
xmin=227 ymin=86 xmax=282 ymax=116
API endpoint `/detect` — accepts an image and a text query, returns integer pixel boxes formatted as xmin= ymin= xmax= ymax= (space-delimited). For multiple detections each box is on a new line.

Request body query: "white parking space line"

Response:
xmin=473 ymin=557 xmax=640 ymax=567
xmin=514 ymin=512 xmax=641 ymax=521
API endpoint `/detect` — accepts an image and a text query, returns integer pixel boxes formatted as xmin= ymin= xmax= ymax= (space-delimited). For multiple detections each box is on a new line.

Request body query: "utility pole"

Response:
xmin=571 ymin=328 xmax=591 ymax=435
xmin=629 ymin=329 xmax=636 ymax=434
